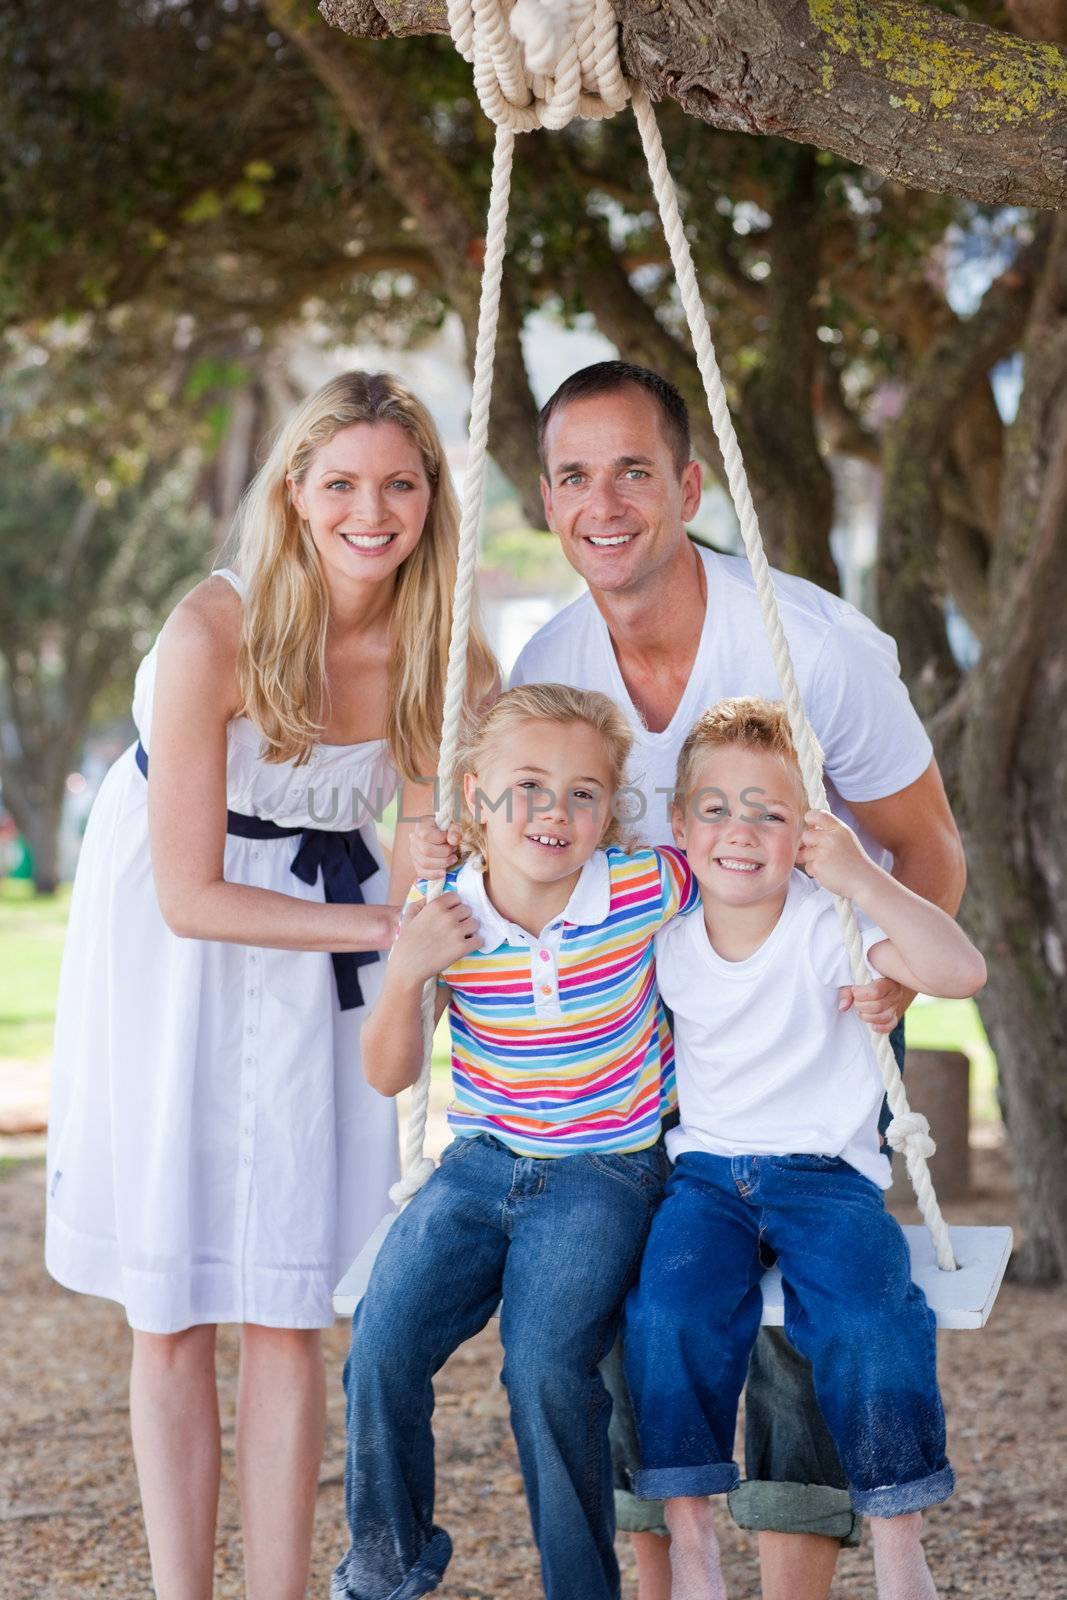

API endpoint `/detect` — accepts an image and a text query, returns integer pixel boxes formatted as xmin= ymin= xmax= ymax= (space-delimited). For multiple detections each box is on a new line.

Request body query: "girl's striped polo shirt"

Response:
xmin=405 ymin=845 xmax=697 ymax=1157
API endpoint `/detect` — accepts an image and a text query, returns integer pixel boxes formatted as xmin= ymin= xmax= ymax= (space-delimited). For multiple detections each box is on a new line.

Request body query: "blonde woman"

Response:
xmin=45 ymin=371 xmax=496 ymax=1600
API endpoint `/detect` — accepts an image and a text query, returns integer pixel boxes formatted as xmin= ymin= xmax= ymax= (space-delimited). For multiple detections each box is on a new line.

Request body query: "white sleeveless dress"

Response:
xmin=45 ymin=570 xmax=400 ymax=1333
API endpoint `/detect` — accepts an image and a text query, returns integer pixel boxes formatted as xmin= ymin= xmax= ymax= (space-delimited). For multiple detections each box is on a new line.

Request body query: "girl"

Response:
xmin=45 ymin=371 xmax=495 ymax=1600
xmin=333 ymin=683 xmax=698 ymax=1600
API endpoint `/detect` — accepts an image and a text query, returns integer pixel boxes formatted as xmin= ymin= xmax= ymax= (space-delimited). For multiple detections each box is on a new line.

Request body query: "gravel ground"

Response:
xmin=2 ymin=1137 xmax=1065 ymax=1600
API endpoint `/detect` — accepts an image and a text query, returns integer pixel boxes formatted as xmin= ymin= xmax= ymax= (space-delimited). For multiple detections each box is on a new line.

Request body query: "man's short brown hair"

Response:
xmin=537 ymin=361 xmax=692 ymax=476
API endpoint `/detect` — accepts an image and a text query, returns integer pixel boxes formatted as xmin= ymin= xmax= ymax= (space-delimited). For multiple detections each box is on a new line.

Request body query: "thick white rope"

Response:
xmin=390 ymin=123 xmax=517 ymax=1206
xmin=395 ymin=0 xmax=957 ymax=1272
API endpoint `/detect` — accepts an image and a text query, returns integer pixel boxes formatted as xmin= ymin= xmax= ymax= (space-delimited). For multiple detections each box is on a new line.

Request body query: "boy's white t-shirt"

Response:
xmin=655 ymin=871 xmax=891 ymax=1187
xmin=510 ymin=546 xmax=933 ymax=862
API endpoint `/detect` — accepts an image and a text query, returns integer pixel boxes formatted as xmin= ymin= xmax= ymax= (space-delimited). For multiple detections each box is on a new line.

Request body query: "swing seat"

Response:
xmin=335 ymin=1222 xmax=1012 ymax=1326
xmin=759 ymin=1224 xmax=1013 ymax=1330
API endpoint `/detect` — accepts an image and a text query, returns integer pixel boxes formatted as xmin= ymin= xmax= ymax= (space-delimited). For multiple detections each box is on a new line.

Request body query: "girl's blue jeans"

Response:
xmin=331 ymin=1132 xmax=665 ymax=1600
xmin=623 ymin=1150 xmax=955 ymax=1518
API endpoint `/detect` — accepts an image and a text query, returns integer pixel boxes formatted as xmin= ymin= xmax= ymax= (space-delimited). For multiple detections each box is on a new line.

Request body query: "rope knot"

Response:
xmin=448 ymin=0 xmax=628 ymax=131
xmin=389 ymin=1156 xmax=437 ymax=1207
xmin=886 ymin=1111 xmax=936 ymax=1162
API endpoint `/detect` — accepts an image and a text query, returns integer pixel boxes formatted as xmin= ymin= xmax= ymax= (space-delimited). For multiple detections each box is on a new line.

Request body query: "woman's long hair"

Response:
xmin=227 ymin=371 xmax=497 ymax=778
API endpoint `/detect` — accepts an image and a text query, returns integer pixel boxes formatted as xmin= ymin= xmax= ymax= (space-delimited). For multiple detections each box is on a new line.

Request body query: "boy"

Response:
xmin=623 ymin=697 xmax=986 ymax=1600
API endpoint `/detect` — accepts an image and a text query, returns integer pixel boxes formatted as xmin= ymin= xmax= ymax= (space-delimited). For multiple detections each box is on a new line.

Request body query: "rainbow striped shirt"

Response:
xmin=406 ymin=846 xmax=697 ymax=1157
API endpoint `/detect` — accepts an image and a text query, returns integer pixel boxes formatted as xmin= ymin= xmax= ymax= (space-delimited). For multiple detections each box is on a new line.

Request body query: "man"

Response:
xmin=509 ymin=362 xmax=966 ymax=1600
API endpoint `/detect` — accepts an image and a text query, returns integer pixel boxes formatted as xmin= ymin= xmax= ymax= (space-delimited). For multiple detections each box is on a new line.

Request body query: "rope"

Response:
xmin=395 ymin=0 xmax=957 ymax=1274
xmin=389 ymin=122 xmax=516 ymax=1207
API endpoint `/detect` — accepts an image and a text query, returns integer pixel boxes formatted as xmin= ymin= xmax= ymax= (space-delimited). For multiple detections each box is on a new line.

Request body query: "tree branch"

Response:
xmin=321 ymin=0 xmax=1067 ymax=208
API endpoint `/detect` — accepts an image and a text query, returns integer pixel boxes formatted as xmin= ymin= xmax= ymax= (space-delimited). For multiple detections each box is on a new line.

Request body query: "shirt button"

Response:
xmin=539 ymin=950 xmax=550 ymax=962
xmin=247 ymin=986 xmax=258 ymax=997
xmin=249 ymin=954 xmax=259 ymax=966
xmin=540 ymin=984 xmax=552 ymax=996
xmin=246 ymin=1025 xmax=257 ymax=1036
xmin=243 ymin=1155 xmax=252 ymax=1167
xmin=245 ymin=1090 xmax=254 ymax=1102
xmin=251 ymin=849 xmax=260 ymax=861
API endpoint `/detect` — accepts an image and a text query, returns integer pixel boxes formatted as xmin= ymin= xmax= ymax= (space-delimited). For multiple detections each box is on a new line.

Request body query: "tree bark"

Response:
xmin=320 ymin=0 xmax=1067 ymax=208
xmin=736 ymin=146 xmax=838 ymax=591
xmin=955 ymin=218 xmax=1067 ymax=1283
xmin=877 ymin=230 xmax=1046 ymax=718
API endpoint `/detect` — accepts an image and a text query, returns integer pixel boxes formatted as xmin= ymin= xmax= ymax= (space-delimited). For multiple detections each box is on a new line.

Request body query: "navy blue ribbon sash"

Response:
xmin=135 ymin=741 xmax=380 ymax=1010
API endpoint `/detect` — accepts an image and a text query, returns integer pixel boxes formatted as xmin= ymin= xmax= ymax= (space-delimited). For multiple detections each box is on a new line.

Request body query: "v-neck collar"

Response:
xmin=590 ymin=545 xmax=717 ymax=745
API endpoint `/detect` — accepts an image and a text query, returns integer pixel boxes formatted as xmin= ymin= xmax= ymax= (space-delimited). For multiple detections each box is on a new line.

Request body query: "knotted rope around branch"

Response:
xmin=395 ymin=0 xmax=957 ymax=1274
xmin=447 ymin=0 xmax=628 ymax=130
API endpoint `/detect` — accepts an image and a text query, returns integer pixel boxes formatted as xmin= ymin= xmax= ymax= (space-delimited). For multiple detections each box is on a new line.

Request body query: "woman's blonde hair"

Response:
xmin=227 ymin=371 xmax=496 ymax=776
xmin=674 ymin=696 xmax=820 ymax=801
xmin=453 ymin=682 xmax=635 ymax=863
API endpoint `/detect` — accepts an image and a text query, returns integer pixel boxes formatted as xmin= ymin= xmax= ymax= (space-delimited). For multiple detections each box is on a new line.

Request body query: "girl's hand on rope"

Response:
xmin=412 ymin=814 xmax=462 ymax=880
xmin=838 ymin=976 xmax=913 ymax=1031
xmin=389 ymin=894 xmax=481 ymax=987
xmin=796 ymin=810 xmax=877 ymax=900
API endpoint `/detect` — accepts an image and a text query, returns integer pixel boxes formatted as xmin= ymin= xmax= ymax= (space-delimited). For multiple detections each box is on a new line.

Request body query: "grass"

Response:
xmin=0 ymin=880 xmax=1002 ymax=1123
xmin=0 ymin=880 xmax=70 ymax=1061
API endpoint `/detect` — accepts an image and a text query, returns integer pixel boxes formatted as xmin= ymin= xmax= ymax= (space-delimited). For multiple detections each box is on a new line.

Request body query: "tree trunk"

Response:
xmin=21 ymin=791 xmax=63 ymax=897
xmin=736 ymin=146 xmax=838 ymax=592
xmin=0 ymin=740 xmax=70 ymax=898
xmin=955 ymin=219 xmax=1067 ymax=1283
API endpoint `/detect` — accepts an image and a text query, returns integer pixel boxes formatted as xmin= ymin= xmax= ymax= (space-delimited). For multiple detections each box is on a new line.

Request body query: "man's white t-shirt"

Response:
xmin=510 ymin=545 xmax=933 ymax=863
xmin=656 ymin=872 xmax=891 ymax=1187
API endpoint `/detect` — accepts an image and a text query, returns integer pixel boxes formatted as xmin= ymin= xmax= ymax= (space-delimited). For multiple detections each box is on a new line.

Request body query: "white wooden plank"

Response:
xmin=759 ymin=1226 xmax=1013 ymax=1331
xmin=336 ymin=1222 xmax=1013 ymax=1328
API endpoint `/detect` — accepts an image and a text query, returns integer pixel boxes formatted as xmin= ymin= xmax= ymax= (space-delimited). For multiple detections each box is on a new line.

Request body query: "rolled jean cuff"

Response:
xmin=614 ymin=1488 xmax=668 ymax=1535
xmin=851 ymin=1464 xmax=956 ymax=1519
xmin=728 ymin=1480 xmax=861 ymax=1547
xmin=633 ymin=1462 xmax=740 ymax=1500
xmin=331 ymin=1527 xmax=452 ymax=1600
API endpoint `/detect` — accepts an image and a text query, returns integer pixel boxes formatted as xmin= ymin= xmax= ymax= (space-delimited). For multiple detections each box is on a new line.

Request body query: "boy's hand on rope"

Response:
xmin=389 ymin=894 xmax=481 ymax=987
xmin=838 ymin=976 xmax=913 ymax=1032
xmin=799 ymin=812 xmax=913 ymax=1031
xmin=796 ymin=809 xmax=876 ymax=899
xmin=412 ymin=814 xmax=462 ymax=880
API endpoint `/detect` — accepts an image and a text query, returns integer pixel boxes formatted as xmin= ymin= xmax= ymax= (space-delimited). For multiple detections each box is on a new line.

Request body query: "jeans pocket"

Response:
xmin=439 ymin=1135 xmax=481 ymax=1163
xmin=589 ymin=1150 xmax=665 ymax=1202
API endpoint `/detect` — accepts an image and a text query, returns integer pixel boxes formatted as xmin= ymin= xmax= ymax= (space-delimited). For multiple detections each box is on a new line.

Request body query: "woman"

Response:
xmin=45 ymin=371 xmax=496 ymax=1599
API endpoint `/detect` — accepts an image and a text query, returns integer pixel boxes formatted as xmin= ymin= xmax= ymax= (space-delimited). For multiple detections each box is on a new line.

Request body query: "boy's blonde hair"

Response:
xmin=454 ymin=683 xmax=635 ymax=863
xmin=674 ymin=696 xmax=820 ymax=804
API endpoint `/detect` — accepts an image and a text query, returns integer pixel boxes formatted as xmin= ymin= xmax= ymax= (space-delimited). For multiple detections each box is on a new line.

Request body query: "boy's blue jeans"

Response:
xmin=332 ymin=1132 xmax=665 ymax=1600
xmin=624 ymin=1150 xmax=955 ymax=1518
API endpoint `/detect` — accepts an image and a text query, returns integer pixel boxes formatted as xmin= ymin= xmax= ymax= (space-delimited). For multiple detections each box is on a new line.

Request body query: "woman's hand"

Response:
xmin=388 ymin=893 xmax=480 ymax=988
xmin=411 ymin=814 xmax=461 ymax=880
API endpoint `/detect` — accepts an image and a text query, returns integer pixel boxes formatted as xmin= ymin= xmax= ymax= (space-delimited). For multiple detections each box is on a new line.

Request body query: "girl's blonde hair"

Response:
xmin=454 ymin=683 xmax=635 ymax=863
xmin=227 ymin=371 xmax=497 ymax=776
xmin=674 ymin=696 xmax=821 ymax=801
